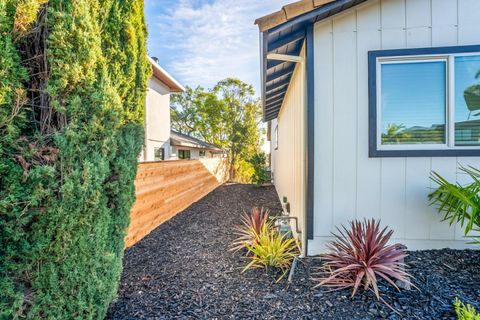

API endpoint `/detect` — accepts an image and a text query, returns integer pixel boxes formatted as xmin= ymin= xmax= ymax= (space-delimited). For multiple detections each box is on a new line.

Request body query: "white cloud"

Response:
xmin=148 ymin=0 xmax=291 ymax=95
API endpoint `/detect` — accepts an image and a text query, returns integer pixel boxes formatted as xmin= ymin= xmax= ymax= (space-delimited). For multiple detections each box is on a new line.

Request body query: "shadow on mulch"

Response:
xmin=106 ymin=183 xmax=480 ymax=320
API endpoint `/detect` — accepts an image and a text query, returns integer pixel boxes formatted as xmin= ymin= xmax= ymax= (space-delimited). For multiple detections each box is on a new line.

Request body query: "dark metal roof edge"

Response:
xmin=260 ymin=0 xmax=369 ymax=122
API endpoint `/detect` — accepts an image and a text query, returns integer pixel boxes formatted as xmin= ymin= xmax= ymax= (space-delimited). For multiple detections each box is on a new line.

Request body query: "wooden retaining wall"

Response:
xmin=125 ymin=158 xmax=229 ymax=247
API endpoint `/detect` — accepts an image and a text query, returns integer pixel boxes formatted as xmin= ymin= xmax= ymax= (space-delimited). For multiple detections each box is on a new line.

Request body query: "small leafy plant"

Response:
xmin=454 ymin=298 xmax=480 ymax=320
xmin=315 ymin=219 xmax=413 ymax=301
xmin=429 ymin=166 xmax=480 ymax=244
xmin=242 ymin=223 xmax=300 ymax=281
xmin=230 ymin=207 xmax=270 ymax=252
xmin=249 ymin=152 xmax=270 ymax=185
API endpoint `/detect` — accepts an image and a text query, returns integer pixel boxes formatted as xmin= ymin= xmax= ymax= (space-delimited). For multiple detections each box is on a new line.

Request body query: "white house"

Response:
xmin=169 ymin=130 xmax=226 ymax=160
xmin=256 ymin=0 xmax=480 ymax=256
xmin=139 ymin=57 xmax=185 ymax=162
xmin=139 ymin=57 xmax=225 ymax=162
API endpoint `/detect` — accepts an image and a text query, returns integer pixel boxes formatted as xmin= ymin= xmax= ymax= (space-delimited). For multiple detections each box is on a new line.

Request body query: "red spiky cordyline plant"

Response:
xmin=315 ymin=219 xmax=413 ymax=302
xmin=230 ymin=207 xmax=270 ymax=253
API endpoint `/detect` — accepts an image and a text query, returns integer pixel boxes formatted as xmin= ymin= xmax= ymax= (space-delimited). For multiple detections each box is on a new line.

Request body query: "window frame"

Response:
xmin=274 ymin=124 xmax=279 ymax=150
xmin=154 ymin=147 xmax=165 ymax=161
xmin=369 ymin=44 xmax=480 ymax=157
xmin=178 ymin=149 xmax=191 ymax=160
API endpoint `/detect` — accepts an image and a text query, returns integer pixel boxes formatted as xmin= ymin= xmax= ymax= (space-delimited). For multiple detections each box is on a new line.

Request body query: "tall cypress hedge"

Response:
xmin=0 ymin=0 xmax=150 ymax=318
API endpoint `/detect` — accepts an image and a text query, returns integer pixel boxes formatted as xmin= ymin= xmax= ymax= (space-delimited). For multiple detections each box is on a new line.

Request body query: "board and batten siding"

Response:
xmin=310 ymin=0 xmax=480 ymax=254
xmin=271 ymin=46 xmax=307 ymax=244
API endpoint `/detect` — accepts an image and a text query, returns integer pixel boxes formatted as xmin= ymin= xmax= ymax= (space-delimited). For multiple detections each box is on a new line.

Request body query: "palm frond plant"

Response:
xmin=242 ymin=223 xmax=300 ymax=282
xmin=230 ymin=207 xmax=270 ymax=252
xmin=314 ymin=219 xmax=413 ymax=302
xmin=429 ymin=166 xmax=480 ymax=244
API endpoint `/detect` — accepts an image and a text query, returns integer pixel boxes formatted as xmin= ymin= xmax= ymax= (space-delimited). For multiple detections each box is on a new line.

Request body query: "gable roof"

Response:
xmin=256 ymin=0 xmax=368 ymax=121
xmin=170 ymin=130 xmax=224 ymax=152
xmin=148 ymin=56 xmax=185 ymax=93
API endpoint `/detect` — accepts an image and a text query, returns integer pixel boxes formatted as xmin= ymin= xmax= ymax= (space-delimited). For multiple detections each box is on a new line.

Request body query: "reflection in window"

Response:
xmin=178 ymin=149 xmax=191 ymax=160
xmin=455 ymin=55 xmax=480 ymax=146
xmin=380 ymin=61 xmax=446 ymax=145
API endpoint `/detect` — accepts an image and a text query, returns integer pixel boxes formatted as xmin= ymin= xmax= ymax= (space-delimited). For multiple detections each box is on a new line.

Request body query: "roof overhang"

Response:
xmin=256 ymin=0 xmax=368 ymax=121
xmin=148 ymin=56 xmax=185 ymax=93
xmin=170 ymin=131 xmax=224 ymax=152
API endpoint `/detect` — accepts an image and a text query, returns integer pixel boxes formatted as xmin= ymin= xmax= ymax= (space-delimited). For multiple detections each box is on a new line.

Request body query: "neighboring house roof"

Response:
xmin=170 ymin=130 xmax=224 ymax=152
xmin=255 ymin=0 xmax=367 ymax=121
xmin=148 ymin=56 xmax=185 ymax=93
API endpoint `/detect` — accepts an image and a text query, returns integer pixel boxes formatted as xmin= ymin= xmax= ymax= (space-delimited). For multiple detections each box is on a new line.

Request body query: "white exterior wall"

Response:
xmin=310 ymin=0 xmax=480 ymax=254
xmin=140 ymin=77 xmax=172 ymax=162
xmin=270 ymin=51 xmax=307 ymax=243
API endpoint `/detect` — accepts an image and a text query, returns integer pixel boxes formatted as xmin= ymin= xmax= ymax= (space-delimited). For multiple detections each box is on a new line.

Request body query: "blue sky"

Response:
xmin=144 ymin=0 xmax=292 ymax=96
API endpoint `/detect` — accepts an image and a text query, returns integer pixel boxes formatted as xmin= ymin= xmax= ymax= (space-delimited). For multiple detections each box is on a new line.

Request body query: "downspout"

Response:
xmin=266 ymin=52 xmax=307 ymax=258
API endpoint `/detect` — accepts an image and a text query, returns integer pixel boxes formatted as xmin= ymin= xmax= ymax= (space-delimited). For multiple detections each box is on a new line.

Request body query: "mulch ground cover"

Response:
xmin=107 ymin=183 xmax=480 ymax=320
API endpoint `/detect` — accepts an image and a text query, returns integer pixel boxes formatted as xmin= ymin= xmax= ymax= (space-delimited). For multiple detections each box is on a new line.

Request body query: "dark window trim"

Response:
xmin=368 ymin=44 xmax=480 ymax=158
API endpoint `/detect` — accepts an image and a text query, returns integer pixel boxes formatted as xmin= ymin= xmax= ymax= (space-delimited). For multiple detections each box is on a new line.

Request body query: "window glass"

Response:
xmin=455 ymin=55 xmax=480 ymax=146
xmin=199 ymin=150 xmax=206 ymax=157
xmin=380 ymin=61 xmax=446 ymax=145
xmin=178 ymin=150 xmax=191 ymax=160
xmin=154 ymin=147 xmax=164 ymax=161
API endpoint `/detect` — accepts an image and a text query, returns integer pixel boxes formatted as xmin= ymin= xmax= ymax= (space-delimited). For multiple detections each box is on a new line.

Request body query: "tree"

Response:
xmin=171 ymin=78 xmax=264 ymax=181
xmin=0 ymin=0 xmax=149 ymax=318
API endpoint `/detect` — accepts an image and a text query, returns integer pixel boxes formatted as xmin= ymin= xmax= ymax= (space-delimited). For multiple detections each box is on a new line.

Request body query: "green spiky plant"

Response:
xmin=0 ymin=0 xmax=149 ymax=318
xmin=429 ymin=166 xmax=480 ymax=244
xmin=455 ymin=298 xmax=480 ymax=320
xmin=242 ymin=223 xmax=300 ymax=282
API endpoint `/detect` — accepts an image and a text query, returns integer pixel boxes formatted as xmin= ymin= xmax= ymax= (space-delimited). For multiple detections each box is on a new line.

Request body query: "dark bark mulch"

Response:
xmin=107 ymin=183 xmax=480 ymax=320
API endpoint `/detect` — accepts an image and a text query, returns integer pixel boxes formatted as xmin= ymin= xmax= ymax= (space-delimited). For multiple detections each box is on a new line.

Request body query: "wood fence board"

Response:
xmin=125 ymin=158 xmax=228 ymax=248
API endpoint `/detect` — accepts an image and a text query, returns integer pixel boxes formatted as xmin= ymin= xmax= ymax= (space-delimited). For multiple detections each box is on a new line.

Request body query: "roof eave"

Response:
xmin=148 ymin=56 xmax=186 ymax=93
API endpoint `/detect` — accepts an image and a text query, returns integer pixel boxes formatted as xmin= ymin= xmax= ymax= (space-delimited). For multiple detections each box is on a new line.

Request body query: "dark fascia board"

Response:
xmin=368 ymin=44 xmax=480 ymax=158
xmin=261 ymin=31 xmax=268 ymax=122
xmin=268 ymin=29 xmax=305 ymax=52
xmin=268 ymin=0 xmax=365 ymax=35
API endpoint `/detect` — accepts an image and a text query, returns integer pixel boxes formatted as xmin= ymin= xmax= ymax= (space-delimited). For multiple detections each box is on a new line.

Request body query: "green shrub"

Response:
xmin=429 ymin=166 xmax=480 ymax=244
xmin=455 ymin=298 xmax=480 ymax=320
xmin=0 ymin=0 xmax=149 ymax=319
xmin=249 ymin=152 xmax=270 ymax=185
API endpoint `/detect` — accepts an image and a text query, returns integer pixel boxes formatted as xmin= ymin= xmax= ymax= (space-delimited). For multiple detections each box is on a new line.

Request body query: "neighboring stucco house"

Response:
xmin=139 ymin=57 xmax=185 ymax=162
xmin=139 ymin=57 xmax=225 ymax=162
xmin=256 ymin=0 xmax=480 ymax=256
xmin=170 ymin=130 xmax=226 ymax=160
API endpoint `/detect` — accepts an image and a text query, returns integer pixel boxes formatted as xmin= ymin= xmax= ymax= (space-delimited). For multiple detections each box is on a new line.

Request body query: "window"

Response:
xmin=274 ymin=124 xmax=279 ymax=150
xmin=199 ymin=150 xmax=206 ymax=157
xmin=369 ymin=45 xmax=480 ymax=157
xmin=178 ymin=149 xmax=191 ymax=160
xmin=154 ymin=147 xmax=165 ymax=161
